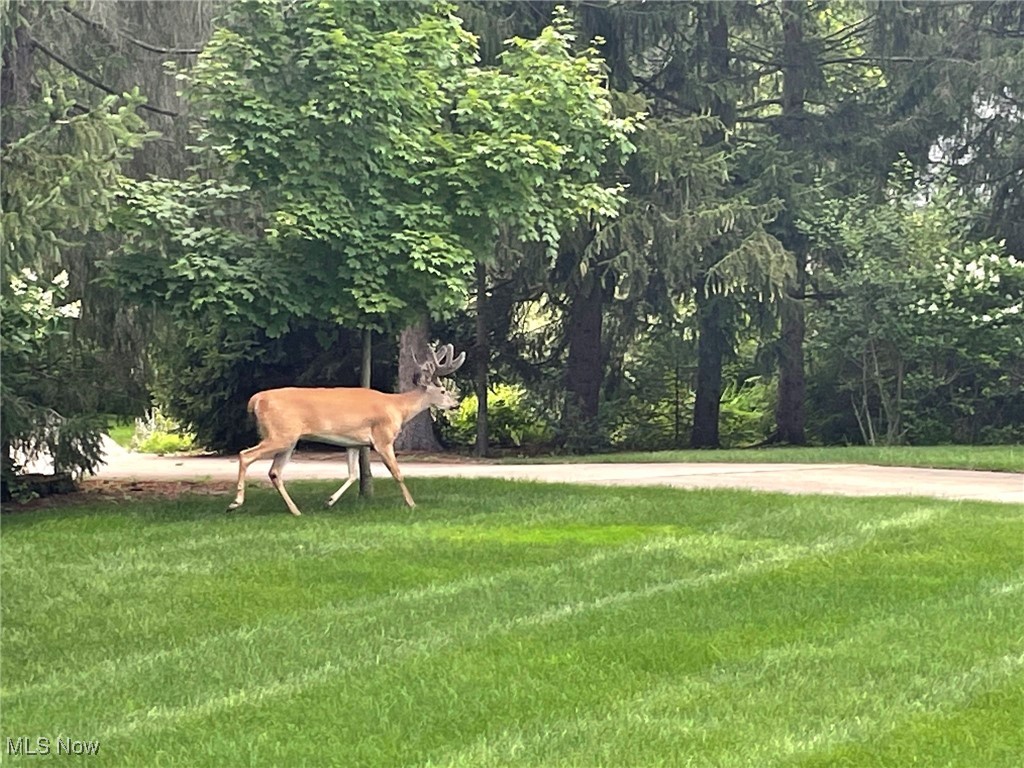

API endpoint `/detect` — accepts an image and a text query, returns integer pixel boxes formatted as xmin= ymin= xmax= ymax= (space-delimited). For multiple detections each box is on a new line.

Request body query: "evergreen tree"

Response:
xmin=1 ymin=1 xmax=154 ymax=490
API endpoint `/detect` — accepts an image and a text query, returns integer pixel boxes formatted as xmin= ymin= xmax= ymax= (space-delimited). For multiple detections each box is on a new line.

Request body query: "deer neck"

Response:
xmin=394 ymin=388 xmax=434 ymax=425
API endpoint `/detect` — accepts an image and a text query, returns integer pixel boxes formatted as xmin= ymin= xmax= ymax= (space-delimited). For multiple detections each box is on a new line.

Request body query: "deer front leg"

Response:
xmin=228 ymin=455 xmax=248 ymax=511
xmin=376 ymin=442 xmax=416 ymax=508
xmin=325 ymin=448 xmax=359 ymax=508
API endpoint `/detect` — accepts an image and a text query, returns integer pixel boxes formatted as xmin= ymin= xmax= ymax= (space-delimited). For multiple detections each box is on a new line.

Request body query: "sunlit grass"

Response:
xmin=104 ymin=417 xmax=135 ymax=449
xmin=2 ymin=479 xmax=1021 ymax=766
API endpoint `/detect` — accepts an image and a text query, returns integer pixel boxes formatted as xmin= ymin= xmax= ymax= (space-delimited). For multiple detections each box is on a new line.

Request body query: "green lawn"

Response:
xmin=105 ymin=421 xmax=135 ymax=449
xmin=510 ymin=444 xmax=1024 ymax=472
xmin=2 ymin=479 xmax=1022 ymax=767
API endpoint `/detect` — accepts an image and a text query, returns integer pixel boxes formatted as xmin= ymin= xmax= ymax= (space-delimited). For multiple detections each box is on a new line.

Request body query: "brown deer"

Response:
xmin=228 ymin=344 xmax=465 ymax=515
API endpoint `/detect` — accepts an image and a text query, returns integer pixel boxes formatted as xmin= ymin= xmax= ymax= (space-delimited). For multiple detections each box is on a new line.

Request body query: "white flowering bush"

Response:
xmin=919 ymin=251 xmax=1023 ymax=326
xmin=1 ymin=268 xmax=104 ymax=486
xmin=1 ymin=40 xmax=152 ymax=495
xmin=805 ymin=175 xmax=1024 ymax=445
xmin=5 ymin=268 xmax=81 ymax=323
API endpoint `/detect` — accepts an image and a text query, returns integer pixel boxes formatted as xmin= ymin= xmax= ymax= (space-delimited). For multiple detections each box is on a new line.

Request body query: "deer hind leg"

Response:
xmin=228 ymin=440 xmax=279 ymax=511
xmin=325 ymin=448 xmax=359 ymax=508
xmin=267 ymin=447 xmax=303 ymax=516
xmin=376 ymin=441 xmax=416 ymax=508
xmin=228 ymin=440 xmax=295 ymax=513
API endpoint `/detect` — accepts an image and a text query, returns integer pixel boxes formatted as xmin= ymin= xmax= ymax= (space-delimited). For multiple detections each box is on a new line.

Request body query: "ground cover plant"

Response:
xmin=2 ymin=479 xmax=1022 ymax=767
xmin=511 ymin=444 xmax=1024 ymax=473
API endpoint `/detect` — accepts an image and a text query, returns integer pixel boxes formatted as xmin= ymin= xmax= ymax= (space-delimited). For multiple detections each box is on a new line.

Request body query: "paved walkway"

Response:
xmin=92 ymin=443 xmax=1023 ymax=504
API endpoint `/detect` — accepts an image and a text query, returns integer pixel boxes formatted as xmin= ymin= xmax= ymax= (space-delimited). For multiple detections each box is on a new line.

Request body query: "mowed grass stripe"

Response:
xmin=5 ymin=528 xmax=828 ymax=736
xmin=1 ymin=480 xmax=1021 ymax=767
xmin=1 ymin=514 xmax=764 ymax=695
xmin=4 ymin=499 xmax=942 ymax=717
xmin=2 ymin=541 xmax=653 ymax=701
xmin=430 ymin=582 xmax=1024 ymax=767
xmin=419 ymin=511 xmax=1024 ymax=767
xmin=0 ymin=482 xmax=909 ymax=679
xmin=2 ymin=485 xmax=950 ymax=615
xmin=104 ymin=499 xmax=1018 ymax=767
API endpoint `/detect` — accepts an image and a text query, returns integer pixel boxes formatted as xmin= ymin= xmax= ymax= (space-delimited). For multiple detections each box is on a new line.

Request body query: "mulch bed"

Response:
xmin=2 ymin=478 xmax=236 ymax=512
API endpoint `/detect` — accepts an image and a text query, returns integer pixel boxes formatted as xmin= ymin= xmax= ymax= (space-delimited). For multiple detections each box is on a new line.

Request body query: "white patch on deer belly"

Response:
xmin=305 ymin=433 xmax=369 ymax=448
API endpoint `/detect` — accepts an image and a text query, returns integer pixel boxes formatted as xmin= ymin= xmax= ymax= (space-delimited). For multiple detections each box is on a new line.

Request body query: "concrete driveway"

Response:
xmin=92 ymin=442 xmax=1023 ymax=504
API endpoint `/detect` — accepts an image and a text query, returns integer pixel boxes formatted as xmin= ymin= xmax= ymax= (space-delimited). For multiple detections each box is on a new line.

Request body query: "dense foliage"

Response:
xmin=105 ymin=0 xmax=636 ymax=449
xmin=443 ymin=384 xmax=555 ymax=450
xmin=3 ymin=0 xmax=1021 ymax=482
xmin=805 ymin=171 xmax=1024 ymax=445
xmin=111 ymin=0 xmax=638 ymax=328
xmin=2 ymin=0 xmax=155 ymax=490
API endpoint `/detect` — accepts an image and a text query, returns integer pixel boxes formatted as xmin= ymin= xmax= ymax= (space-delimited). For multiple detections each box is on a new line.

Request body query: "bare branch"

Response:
xmin=821 ymin=16 xmax=875 ymax=50
xmin=29 ymin=37 xmax=179 ymax=118
xmin=61 ymin=4 xmax=203 ymax=55
xmin=822 ymin=54 xmax=978 ymax=66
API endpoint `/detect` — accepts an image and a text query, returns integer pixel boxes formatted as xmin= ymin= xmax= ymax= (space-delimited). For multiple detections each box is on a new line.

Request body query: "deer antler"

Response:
xmin=414 ymin=343 xmax=466 ymax=383
xmin=433 ymin=343 xmax=466 ymax=377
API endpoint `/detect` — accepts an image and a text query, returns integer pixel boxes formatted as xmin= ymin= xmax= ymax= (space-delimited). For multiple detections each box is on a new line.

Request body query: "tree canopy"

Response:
xmin=112 ymin=0 xmax=638 ymax=335
xmin=105 ymin=0 xmax=638 ymax=451
xmin=3 ymin=0 xmax=1021 ymax=485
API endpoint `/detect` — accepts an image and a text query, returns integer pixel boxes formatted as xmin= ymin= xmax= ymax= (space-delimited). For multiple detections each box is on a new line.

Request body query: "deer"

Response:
xmin=227 ymin=344 xmax=465 ymax=516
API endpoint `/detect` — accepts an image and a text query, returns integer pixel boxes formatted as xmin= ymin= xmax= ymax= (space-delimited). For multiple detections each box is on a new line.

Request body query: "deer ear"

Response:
xmin=412 ymin=371 xmax=424 ymax=387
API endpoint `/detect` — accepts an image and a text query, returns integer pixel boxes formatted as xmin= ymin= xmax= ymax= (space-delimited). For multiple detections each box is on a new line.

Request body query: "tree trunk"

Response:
xmin=394 ymin=316 xmax=442 ymax=452
xmin=359 ymin=328 xmax=373 ymax=497
xmin=773 ymin=0 xmax=809 ymax=445
xmin=474 ymin=261 xmax=489 ymax=457
xmin=690 ymin=4 xmax=733 ymax=451
xmin=774 ymin=293 xmax=807 ymax=444
xmin=1 ymin=440 xmax=13 ymax=503
xmin=563 ymin=266 xmax=604 ymax=447
xmin=1 ymin=25 xmax=34 ymax=138
xmin=691 ymin=291 xmax=726 ymax=449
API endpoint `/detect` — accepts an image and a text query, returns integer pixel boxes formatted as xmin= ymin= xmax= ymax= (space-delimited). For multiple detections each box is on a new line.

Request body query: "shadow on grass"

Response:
xmin=0 ymin=476 xmax=847 ymax=533
xmin=0 ymin=479 xmax=510 ymax=529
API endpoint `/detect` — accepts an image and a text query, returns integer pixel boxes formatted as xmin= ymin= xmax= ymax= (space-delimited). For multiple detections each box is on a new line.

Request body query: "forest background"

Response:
xmin=3 ymin=0 xmax=1022 ymax=490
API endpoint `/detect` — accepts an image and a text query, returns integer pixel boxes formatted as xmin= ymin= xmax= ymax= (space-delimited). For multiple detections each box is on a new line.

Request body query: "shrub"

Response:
xmin=152 ymin=321 xmax=380 ymax=452
xmin=131 ymin=408 xmax=196 ymax=455
xmin=719 ymin=376 xmax=774 ymax=447
xmin=443 ymin=384 xmax=554 ymax=449
xmin=803 ymin=169 xmax=1024 ymax=446
xmin=606 ymin=393 xmax=692 ymax=451
xmin=606 ymin=376 xmax=772 ymax=451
